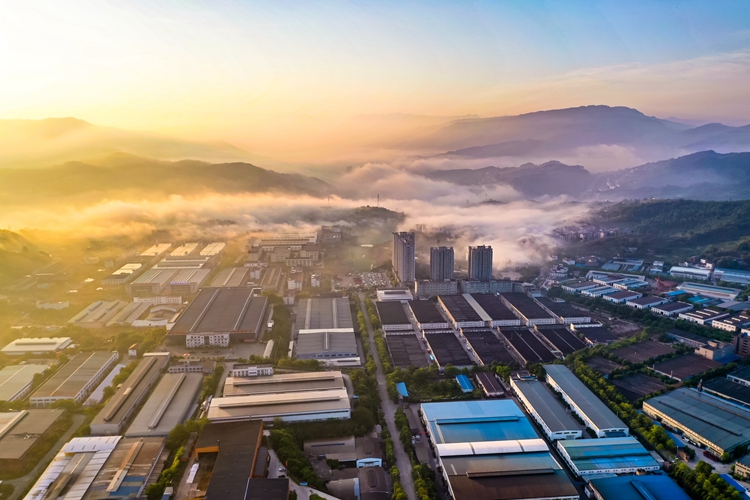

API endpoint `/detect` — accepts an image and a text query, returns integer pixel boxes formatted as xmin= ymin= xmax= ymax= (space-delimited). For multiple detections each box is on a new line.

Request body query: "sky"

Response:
xmin=1 ymin=0 xmax=750 ymax=158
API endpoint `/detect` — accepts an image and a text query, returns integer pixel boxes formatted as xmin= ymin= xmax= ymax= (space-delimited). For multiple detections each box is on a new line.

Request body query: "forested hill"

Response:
xmin=597 ymin=199 xmax=750 ymax=246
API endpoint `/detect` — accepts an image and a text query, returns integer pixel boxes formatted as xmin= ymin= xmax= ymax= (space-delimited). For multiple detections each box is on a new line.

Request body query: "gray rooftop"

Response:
xmin=644 ymin=388 xmax=750 ymax=453
xmin=544 ymin=364 xmax=627 ymax=431
xmin=170 ymin=288 xmax=268 ymax=334
xmin=0 ymin=364 xmax=49 ymax=401
xmin=295 ymin=330 xmax=358 ymax=359
xmin=210 ymin=267 xmax=251 ymax=287
xmin=297 ymin=298 xmax=353 ymax=331
xmin=512 ymin=378 xmax=580 ymax=433
xmin=32 ymin=351 xmax=115 ymax=399
xmin=125 ymin=373 xmax=202 ymax=437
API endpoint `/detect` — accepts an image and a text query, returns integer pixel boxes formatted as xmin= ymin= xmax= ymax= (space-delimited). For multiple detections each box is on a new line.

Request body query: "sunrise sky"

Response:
xmin=2 ymin=0 xmax=750 ymax=157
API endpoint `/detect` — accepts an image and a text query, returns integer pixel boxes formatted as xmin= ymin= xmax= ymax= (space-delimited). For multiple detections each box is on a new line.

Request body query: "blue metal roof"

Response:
xmin=589 ymin=475 xmax=690 ymax=500
xmin=456 ymin=375 xmax=474 ymax=393
xmin=396 ymin=382 xmax=409 ymax=397
xmin=421 ymin=400 xmax=537 ymax=444
xmin=721 ymin=474 xmax=750 ymax=497
xmin=667 ymin=290 xmax=687 ymax=297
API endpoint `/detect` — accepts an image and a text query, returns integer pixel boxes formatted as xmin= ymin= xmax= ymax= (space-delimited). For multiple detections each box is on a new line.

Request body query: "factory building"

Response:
xmin=499 ymin=293 xmax=555 ymax=326
xmin=169 ymin=288 xmax=268 ymax=347
xmin=296 ymin=298 xmax=353 ymax=331
xmin=0 ymin=409 xmax=65 ymax=462
xmin=601 ymin=290 xmax=642 ymax=304
xmin=295 ymin=329 xmax=360 ymax=366
xmin=127 ymin=269 xmax=178 ymax=297
xmin=626 ymin=296 xmax=668 ymax=309
xmin=211 ymin=372 xmax=351 ymax=422
xmin=26 ymin=436 xmax=166 ymax=500
xmin=430 ymin=246 xmax=454 ymax=281
xmin=140 ymin=243 xmax=171 ymax=258
xmin=375 ymin=301 xmax=412 ymax=333
xmin=534 ymin=297 xmax=591 ymax=324
xmin=2 ymin=337 xmax=72 ymax=355
xmin=561 ymin=281 xmax=599 ymax=294
xmin=651 ymin=301 xmax=694 ymax=317
xmin=90 ymin=353 xmax=170 ymax=436
xmin=437 ymin=295 xmax=485 ymax=329
xmin=712 ymin=314 xmax=750 ymax=333
xmin=30 ymin=351 xmax=118 ymax=408
xmin=210 ymin=267 xmax=251 ymax=287
xmin=68 ymin=300 xmax=128 ymax=328
xmin=587 ymin=475 xmax=690 ymax=500
xmin=676 ymin=282 xmax=741 ymax=300
xmin=0 ymin=364 xmax=49 ymax=402
xmin=165 ymin=268 xmax=211 ymax=295
xmin=510 ymin=376 xmax=582 ymax=441
xmin=677 ymin=308 xmax=730 ymax=326
xmin=466 ymin=294 xmax=521 ymax=327
xmin=376 ymin=288 xmax=414 ymax=302
xmin=125 ymin=372 xmax=202 ymax=437
xmin=643 ymin=387 xmax=750 ymax=457
xmin=556 ymin=437 xmax=660 ymax=476
xmin=420 ymin=400 xmax=578 ymax=500
xmin=545 ymin=364 xmax=628 ymax=438
xmin=392 ymin=232 xmax=416 ymax=283
xmin=408 ymin=300 xmax=451 ymax=331
xmin=102 ymin=262 xmax=144 ymax=285
xmin=668 ymin=266 xmax=712 ymax=281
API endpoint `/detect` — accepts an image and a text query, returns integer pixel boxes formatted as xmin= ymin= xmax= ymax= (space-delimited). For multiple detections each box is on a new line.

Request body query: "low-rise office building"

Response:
xmin=168 ymin=359 xmax=216 ymax=374
xmin=30 ymin=351 xmax=118 ymax=407
xmin=415 ymin=279 xmax=458 ymax=299
xmin=90 ymin=352 xmax=169 ymax=436
xmin=678 ymin=308 xmax=730 ymax=325
xmin=231 ymin=364 xmax=274 ymax=377
xmin=125 ymin=372 xmax=202 ymax=437
xmin=545 ymin=364 xmax=628 ymax=438
xmin=557 ymin=437 xmax=660 ymax=477
xmin=2 ymin=337 xmax=72 ymax=355
xmin=510 ymin=376 xmax=582 ymax=441
xmin=651 ymin=301 xmax=694 ymax=317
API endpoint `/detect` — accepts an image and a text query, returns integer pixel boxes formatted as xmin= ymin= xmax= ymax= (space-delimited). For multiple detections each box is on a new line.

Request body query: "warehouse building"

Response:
xmin=728 ymin=365 xmax=750 ymax=386
xmin=102 ymin=262 xmax=144 ymax=285
xmin=30 ymin=351 xmax=118 ymax=407
xmin=643 ymin=387 xmax=750 ymax=457
xmin=166 ymin=268 xmax=211 ymax=295
xmin=626 ymin=296 xmax=668 ymax=309
xmin=556 ymin=437 xmax=660 ymax=477
xmin=125 ymin=372 xmax=202 ymax=437
xmin=90 ymin=352 xmax=169 ymax=435
xmin=461 ymin=329 xmax=516 ymax=366
xmin=712 ymin=314 xmax=750 ymax=333
xmin=587 ymin=475 xmax=690 ymax=500
xmin=26 ymin=436 xmax=165 ymax=500
xmin=171 ymin=242 xmax=200 ymax=256
xmin=561 ymin=281 xmax=598 ymax=293
xmin=223 ymin=371 xmax=346 ymax=397
xmin=499 ymin=293 xmax=555 ymax=326
xmin=651 ymin=301 xmax=694 ymax=317
xmin=467 ymin=294 xmax=521 ymax=327
xmin=261 ymin=266 xmax=282 ymax=292
xmin=376 ymin=288 xmax=413 ymax=302
xmin=545 ymin=364 xmax=628 ymax=438
xmin=0 ymin=363 xmax=49 ymax=402
xmin=510 ymin=376 xmax=582 ymax=441
xmin=714 ymin=268 xmax=750 ymax=286
xmin=534 ymin=327 xmax=586 ymax=356
xmin=500 ymin=328 xmax=556 ymax=365
xmin=153 ymin=255 xmax=212 ymax=270
xmin=475 ymin=372 xmax=504 ymax=397
xmin=169 ymin=288 xmax=268 ymax=347
xmin=140 ymin=243 xmax=171 ymax=257
xmin=208 ymin=388 xmax=351 ymax=422
xmin=581 ymin=286 xmax=618 ymax=298
xmin=0 ymin=409 xmax=65 ymax=461
xmin=2 ymin=337 xmax=72 ymax=355
xmin=669 ymin=266 xmax=712 ymax=281
xmin=68 ymin=300 xmax=128 ymax=328
xmin=210 ymin=267 xmax=251 ymax=287
xmin=703 ymin=376 xmax=750 ymax=408
xmin=678 ymin=308 xmax=730 ymax=325
xmin=601 ymin=290 xmax=642 ymax=304
xmin=127 ymin=268 xmax=178 ymax=296
xmin=534 ymin=296 xmax=591 ymax=324
xmin=677 ymin=282 xmax=741 ymax=300
xmin=407 ymin=300 xmax=450 ymax=330
xmin=420 ymin=400 xmax=578 ymax=500
xmin=375 ymin=301 xmax=412 ymax=333
xmin=295 ymin=329 xmax=360 ymax=366
xmin=438 ymin=295 xmax=485 ymax=329
xmin=297 ymin=298 xmax=353 ymax=331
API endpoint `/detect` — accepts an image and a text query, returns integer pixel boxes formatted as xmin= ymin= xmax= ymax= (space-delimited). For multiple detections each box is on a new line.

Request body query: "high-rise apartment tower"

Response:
xmin=468 ymin=245 xmax=493 ymax=281
xmin=430 ymin=247 xmax=454 ymax=281
xmin=392 ymin=232 xmax=416 ymax=283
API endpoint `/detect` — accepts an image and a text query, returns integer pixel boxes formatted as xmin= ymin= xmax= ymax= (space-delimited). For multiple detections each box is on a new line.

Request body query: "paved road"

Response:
xmin=358 ymin=294 xmax=417 ymax=500
xmin=268 ymin=449 xmax=341 ymax=500
xmin=7 ymin=413 xmax=87 ymax=500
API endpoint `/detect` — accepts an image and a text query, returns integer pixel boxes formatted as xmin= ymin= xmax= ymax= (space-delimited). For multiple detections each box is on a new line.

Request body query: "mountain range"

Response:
xmin=420 ymin=150 xmax=750 ymax=201
xmin=410 ymin=106 xmax=750 ymax=167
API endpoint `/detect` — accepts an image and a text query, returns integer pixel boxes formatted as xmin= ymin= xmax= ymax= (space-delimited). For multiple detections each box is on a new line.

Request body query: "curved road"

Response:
xmin=358 ymin=294 xmax=416 ymax=500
